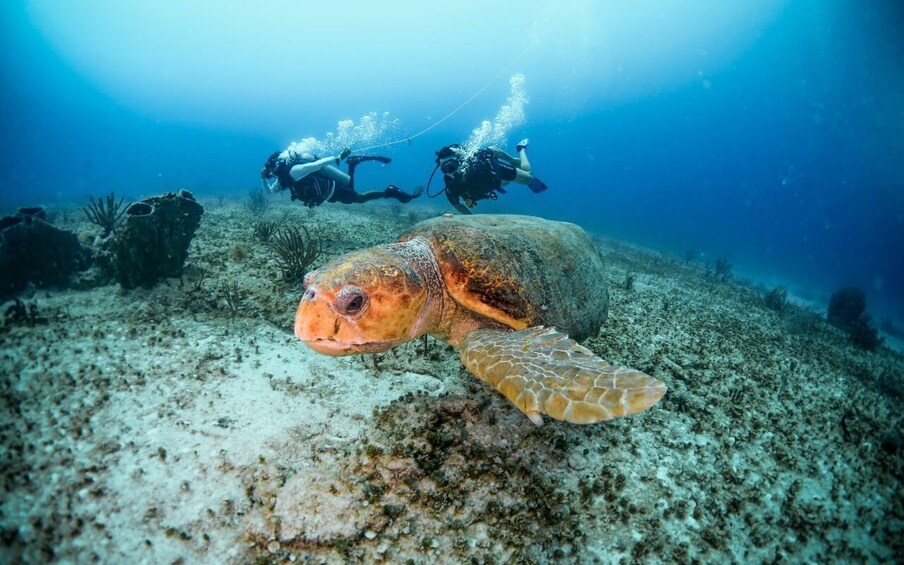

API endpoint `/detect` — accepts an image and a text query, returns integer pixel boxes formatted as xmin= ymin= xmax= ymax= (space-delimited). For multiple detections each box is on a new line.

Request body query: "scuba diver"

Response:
xmin=260 ymin=147 xmax=423 ymax=208
xmin=428 ymin=138 xmax=547 ymax=215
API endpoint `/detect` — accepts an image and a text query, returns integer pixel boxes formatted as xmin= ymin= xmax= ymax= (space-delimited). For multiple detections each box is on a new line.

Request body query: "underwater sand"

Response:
xmin=1 ymin=200 xmax=902 ymax=564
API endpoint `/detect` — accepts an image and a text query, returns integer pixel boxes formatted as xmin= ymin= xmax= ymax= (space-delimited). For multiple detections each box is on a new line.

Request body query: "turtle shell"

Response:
xmin=398 ymin=214 xmax=608 ymax=342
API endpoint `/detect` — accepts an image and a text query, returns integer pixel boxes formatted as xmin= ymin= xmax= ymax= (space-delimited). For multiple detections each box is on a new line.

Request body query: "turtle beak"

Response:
xmin=294 ymin=285 xmax=334 ymax=350
xmin=294 ymin=285 xmax=361 ymax=355
xmin=294 ymin=283 xmax=402 ymax=355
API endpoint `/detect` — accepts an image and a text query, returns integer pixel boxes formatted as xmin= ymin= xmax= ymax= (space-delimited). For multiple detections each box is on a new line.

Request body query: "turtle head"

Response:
xmin=295 ymin=242 xmax=434 ymax=356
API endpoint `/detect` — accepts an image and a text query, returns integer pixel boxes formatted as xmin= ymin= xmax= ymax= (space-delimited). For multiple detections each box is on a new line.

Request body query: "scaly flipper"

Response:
xmin=458 ymin=327 xmax=667 ymax=425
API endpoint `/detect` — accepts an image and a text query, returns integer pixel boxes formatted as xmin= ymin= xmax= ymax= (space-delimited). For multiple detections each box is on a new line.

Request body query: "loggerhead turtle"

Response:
xmin=295 ymin=214 xmax=666 ymax=425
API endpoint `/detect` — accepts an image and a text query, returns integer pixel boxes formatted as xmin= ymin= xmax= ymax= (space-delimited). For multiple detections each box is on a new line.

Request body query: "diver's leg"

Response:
xmin=488 ymin=147 xmax=522 ymax=168
xmin=315 ymin=164 xmax=352 ymax=188
xmin=290 ymin=155 xmax=339 ymax=182
xmin=513 ymin=168 xmax=533 ymax=185
xmin=345 ymin=155 xmax=393 ymax=190
xmin=516 ymin=145 xmax=531 ymax=174
xmin=337 ymin=185 xmax=422 ymax=204
xmin=351 ymin=190 xmax=391 ymax=203
xmin=384 ymin=184 xmax=424 ymax=203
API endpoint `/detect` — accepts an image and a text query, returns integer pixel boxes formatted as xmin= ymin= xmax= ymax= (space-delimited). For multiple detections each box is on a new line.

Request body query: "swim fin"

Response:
xmin=528 ymin=177 xmax=548 ymax=193
xmin=347 ymin=155 xmax=391 ymax=166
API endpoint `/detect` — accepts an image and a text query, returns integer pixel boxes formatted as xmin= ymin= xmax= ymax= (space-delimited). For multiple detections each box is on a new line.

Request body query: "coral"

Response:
xmin=109 ymin=190 xmax=204 ymax=290
xmin=218 ymin=281 xmax=244 ymax=320
xmin=713 ymin=256 xmax=733 ymax=281
xmin=0 ymin=207 xmax=90 ymax=298
xmin=827 ymin=286 xmax=866 ymax=332
xmin=765 ymin=285 xmax=789 ymax=313
xmin=827 ymin=286 xmax=882 ymax=350
xmin=83 ymin=192 xmax=127 ymax=236
xmin=270 ymin=225 xmax=322 ymax=283
xmin=1 ymin=299 xmax=47 ymax=331
xmin=229 ymin=244 xmax=249 ymax=261
xmin=623 ymin=272 xmax=636 ymax=291
xmin=848 ymin=314 xmax=883 ymax=351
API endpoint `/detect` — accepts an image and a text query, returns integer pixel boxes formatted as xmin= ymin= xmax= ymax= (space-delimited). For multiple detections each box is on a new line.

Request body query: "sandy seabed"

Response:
xmin=1 ymin=198 xmax=902 ymax=564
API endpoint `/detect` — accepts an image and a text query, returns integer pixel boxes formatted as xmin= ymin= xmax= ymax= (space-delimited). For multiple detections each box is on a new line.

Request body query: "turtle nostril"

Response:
xmin=303 ymin=289 xmax=316 ymax=300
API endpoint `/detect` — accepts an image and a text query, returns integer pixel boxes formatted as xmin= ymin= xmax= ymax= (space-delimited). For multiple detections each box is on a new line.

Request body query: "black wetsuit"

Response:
xmin=273 ymin=154 xmax=393 ymax=207
xmin=442 ymin=148 xmax=517 ymax=211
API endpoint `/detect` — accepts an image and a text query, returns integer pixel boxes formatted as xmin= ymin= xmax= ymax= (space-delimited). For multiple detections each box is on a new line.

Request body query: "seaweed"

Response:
xmin=270 ymin=225 xmax=322 ymax=284
xmin=83 ymin=192 xmax=127 ymax=236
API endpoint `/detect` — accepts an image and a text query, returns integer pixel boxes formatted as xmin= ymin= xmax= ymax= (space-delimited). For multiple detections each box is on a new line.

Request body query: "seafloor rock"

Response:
xmin=110 ymin=189 xmax=204 ymax=289
xmin=0 ymin=206 xmax=90 ymax=298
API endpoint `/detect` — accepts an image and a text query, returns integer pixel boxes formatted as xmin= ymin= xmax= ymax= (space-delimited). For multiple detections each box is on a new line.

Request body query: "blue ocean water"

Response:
xmin=1 ymin=0 xmax=902 ymax=320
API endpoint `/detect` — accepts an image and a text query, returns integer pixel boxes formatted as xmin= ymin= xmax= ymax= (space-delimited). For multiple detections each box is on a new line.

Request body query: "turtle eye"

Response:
xmin=336 ymin=287 xmax=368 ymax=317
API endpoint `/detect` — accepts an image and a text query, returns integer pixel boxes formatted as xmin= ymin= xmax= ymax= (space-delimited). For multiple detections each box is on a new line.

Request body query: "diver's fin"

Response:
xmin=528 ymin=177 xmax=548 ymax=193
xmin=385 ymin=184 xmax=423 ymax=203
xmin=347 ymin=155 xmax=391 ymax=166
xmin=459 ymin=327 xmax=666 ymax=425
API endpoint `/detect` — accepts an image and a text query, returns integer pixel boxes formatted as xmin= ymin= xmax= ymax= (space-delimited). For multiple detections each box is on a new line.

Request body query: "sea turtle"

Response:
xmin=295 ymin=214 xmax=666 ymax=425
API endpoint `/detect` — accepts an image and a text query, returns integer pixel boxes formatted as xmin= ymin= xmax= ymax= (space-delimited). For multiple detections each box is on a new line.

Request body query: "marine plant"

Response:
xmin=623 ymin=272 xmax=636 ymax=291
xmin=683 ymin=249 xmax=698 ymax=263
xmin=270 ymin=225 xmax=322 ymax=283
xmin=713 ymin=256 xmax=733 ymax=281
xmin=1 ymin=299 xmax=46 ymax=331
xmin=219 ymin=281 xmax=244 ymax=320
xmin=765 ymin=285 xmax=789 ymax=313
xmin=252 ymin=219 xmax=281 ymax=242
xmin=83 ymin=192 xmax=127 ymax=236
xmin=245 ymin=187 xmax=270 ymax=215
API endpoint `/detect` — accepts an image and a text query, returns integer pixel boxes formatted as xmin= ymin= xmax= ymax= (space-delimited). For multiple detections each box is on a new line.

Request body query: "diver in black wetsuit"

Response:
xmin=260 ymin=147 xmax=422 ymax=208
xmin=431 ymin=138 xmax=547 ymax=215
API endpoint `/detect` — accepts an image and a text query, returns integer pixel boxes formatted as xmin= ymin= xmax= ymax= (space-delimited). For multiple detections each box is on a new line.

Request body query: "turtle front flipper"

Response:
xmin=458 ymin=327 xmax=666 ymax=425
